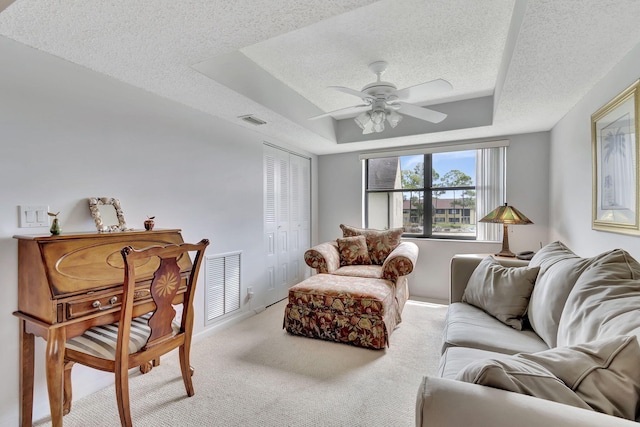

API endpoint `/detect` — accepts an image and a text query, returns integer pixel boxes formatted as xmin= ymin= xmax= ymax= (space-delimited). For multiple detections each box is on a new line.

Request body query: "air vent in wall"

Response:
xmin=205 ymin=251 xmax=241 ymax=324
xmin=238 ymin=115 xmax=267 ymax=126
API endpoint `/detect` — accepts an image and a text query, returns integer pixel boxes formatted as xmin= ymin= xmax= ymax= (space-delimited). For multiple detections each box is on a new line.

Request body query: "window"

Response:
xmin=364 ymin=144 xmax=507 ymax=240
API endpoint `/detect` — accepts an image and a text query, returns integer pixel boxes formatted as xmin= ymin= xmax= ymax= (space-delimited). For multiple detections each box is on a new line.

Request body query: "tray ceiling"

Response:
xmin=1 ymin=0 xmax=640 ymax=154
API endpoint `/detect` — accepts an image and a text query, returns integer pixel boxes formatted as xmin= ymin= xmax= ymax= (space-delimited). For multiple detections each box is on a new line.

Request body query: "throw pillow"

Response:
xmin=457 ymin=335 xmax=640 ymax=420
xmin=340 ymin=224 xmax=403 ymax=265
xmin=336 ymin=235 xmax=371 ymax=266
xmin=462 ymin=256 xmax=540 ymax=330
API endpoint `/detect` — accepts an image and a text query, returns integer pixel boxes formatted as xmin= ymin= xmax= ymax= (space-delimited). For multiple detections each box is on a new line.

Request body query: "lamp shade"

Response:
xmin=479 ymin=203 xmax=532 ymax=257
xmin=479 ymin=203 xmax=533 ymax=225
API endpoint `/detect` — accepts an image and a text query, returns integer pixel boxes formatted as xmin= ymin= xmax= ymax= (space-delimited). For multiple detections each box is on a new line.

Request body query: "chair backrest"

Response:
xmin=119 ymin=239 xmax=209 ymax=355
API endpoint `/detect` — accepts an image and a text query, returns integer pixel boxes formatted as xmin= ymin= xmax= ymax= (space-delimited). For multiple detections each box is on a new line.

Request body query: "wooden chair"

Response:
xmin=63 ymin=239 xmax=209 ymax=426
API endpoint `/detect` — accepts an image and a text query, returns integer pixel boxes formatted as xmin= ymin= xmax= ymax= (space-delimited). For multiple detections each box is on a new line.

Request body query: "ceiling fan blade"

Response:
xmin=308 ymin=104 xmax=370 ymax=120
xmin=329 ymin=86 xmax=375 ymax=101
xmin=396 ymin=101 xmax=447 ymax=123
xmin=395 ymin=79 xmax=452 ymax=101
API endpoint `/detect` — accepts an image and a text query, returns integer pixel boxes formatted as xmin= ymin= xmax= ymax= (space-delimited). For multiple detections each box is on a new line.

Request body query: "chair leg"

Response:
xmin=114 ymin=362 xmax=133 ymax=427
xmin=139 ymin=361 xmax=153 ymax=374
xmin=62 ymin=361 xmax=75 ymax=415
xmin=139 ymin=356 xmax=161 ymax=374
xmin=178 ymin=344 xmax=194 ymax=396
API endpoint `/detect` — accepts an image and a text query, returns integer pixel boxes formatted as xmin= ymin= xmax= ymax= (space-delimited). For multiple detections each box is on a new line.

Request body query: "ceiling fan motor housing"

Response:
xmin=361 ymin=81 xmax=397 ymax=101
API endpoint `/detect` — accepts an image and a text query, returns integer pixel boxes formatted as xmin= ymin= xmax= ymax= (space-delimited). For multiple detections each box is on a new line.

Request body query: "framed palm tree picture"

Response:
xmin=592 ymin=79 xmax=640 ymax=235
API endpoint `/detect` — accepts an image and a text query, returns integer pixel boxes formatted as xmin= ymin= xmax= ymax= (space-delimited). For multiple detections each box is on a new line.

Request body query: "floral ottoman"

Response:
xmin=283 ymin=273 xmax=401 ymax=349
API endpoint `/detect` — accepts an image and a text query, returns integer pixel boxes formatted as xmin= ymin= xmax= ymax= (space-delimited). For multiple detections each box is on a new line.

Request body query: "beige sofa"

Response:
xmin=416 ymin=242 xmax=640 ymax=426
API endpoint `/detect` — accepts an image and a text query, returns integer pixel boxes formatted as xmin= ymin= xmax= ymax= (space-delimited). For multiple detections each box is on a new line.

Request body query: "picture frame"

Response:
xmin=592 ymin=80 xmax=640 ymax=235
xmin=88 ymin=197 xmax=129 ymax=232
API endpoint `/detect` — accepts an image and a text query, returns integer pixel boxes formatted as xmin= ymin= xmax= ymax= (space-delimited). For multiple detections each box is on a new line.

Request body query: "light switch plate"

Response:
xmin=19 ymin=205 xmax=49 ymax=228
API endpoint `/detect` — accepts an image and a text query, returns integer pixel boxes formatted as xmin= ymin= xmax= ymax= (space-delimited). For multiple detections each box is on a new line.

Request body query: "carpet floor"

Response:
xmin=35 ymin=299 xmax=447 ymax=427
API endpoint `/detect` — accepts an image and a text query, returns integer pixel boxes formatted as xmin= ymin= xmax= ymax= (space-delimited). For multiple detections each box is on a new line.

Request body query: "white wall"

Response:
xmin=550 ymin=41 xmax=640 ymax=259
xmin=317 ymin=132 xmax=550 ymax=301
xmin=0 ymin=37 xmax=317 ymax=425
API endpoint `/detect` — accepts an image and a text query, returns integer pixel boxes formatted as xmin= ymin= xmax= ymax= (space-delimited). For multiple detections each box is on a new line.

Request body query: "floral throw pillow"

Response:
xmin=336 ymin=235 xmax=371 ymax=266
xmin=340 ymin=224 xmax=403 ymax=265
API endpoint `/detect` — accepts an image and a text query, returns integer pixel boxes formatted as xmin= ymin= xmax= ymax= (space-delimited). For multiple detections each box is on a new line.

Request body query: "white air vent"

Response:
xmin=238 ymin=114 xmax=267 ymax=126
xmin=205 ymin=251 xmax=241 ymax=324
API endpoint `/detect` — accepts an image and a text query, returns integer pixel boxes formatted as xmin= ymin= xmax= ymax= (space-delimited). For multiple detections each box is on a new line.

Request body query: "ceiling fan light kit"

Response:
xmin=310 ymin=60 xmax=452 ymax=135
xmin=355 ymin=107 xmax=403 ymax=135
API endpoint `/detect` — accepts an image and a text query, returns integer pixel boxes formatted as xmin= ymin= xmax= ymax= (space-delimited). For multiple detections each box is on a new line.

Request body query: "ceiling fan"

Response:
xmin=309 ymin=60 xmax=452 ymax=134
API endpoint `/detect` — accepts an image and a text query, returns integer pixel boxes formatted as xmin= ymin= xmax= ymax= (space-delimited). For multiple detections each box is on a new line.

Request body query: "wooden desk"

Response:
xmin=14 ymin=229 xmax=192 ymax=427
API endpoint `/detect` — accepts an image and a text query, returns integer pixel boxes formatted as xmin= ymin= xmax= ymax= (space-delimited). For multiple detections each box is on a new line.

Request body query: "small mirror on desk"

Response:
xmin=88 ymin=197 xmax=129 ymax=232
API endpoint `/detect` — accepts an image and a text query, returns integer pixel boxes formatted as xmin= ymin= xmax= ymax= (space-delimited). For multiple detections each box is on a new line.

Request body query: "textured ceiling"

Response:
xmin=1 ymin=0 xmax=640 ymax=155
xmin=241 ymin=0 xmax=512 ymax=113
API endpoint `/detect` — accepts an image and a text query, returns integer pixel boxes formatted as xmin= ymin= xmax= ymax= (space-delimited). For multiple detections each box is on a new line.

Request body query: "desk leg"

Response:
xmin=45 ymin=328 xmax=65 ymax=427
xmin=19 ymin=320 xmax=34 ymax=427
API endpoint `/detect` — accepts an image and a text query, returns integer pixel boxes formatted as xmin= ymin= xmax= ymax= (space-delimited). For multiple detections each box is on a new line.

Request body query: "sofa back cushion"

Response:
xmin=558 ymin=249 xmax=640 ymax=347
xmin=340 ymin=224 xmax=403 ymax=265
xmin=527 ymin=241 xmax=593 ymax=347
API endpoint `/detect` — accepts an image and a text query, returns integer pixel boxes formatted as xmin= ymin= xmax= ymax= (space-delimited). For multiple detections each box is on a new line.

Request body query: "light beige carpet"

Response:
xmin=36 ymin=299 xmax=447 ymax=427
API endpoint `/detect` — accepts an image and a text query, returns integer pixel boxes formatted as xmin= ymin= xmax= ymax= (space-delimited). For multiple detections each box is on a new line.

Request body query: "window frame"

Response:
xmin=364 ymin=152 xmax=477 ymax=240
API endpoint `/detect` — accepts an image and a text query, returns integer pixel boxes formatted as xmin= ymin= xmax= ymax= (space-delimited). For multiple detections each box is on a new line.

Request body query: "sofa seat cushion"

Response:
xmin=287 ymin=273 xmax=394 ymax=316
xmin=332 ymin=265 xmax=382 ymax=279
xmin=439 ymin=346 xmax=513 ymax=379
xmin=558 ymin=249 xmax=640 ymax=347
xmin=527 ymin=241 xmax=593 ymax=347
xmin=442 ymin=303 xmax=549 ymax=355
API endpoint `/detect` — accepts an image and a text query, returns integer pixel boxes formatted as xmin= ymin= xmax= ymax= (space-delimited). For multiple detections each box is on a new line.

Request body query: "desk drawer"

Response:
xmin=65 ymin=289 xmax=152 ymax=320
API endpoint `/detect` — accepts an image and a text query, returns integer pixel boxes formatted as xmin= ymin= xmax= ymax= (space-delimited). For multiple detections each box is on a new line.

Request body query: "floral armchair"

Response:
xmin=304 ymin=224 xmax=419 ymax=300
xmin=288 ymin=225 xmax=419 ymax=349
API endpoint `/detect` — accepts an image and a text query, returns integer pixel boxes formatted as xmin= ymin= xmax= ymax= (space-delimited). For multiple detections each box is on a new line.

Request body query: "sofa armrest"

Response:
xmin=416 ymin=376 xmax=637 ymax=427
xmin=304 ymin=242 xmax=340 ymax=274
xmin=382 ymin=241 xmax=419 ymax=282
xmin=449 ymin=254 xmax=529 ymax=303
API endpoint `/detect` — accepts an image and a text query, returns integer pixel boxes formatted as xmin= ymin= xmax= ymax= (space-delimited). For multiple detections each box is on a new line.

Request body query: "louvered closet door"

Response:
xmin=264 ymin=144 xmax=311 ymax=306
xmin=289 ymin=153 xmax=311 ymax=286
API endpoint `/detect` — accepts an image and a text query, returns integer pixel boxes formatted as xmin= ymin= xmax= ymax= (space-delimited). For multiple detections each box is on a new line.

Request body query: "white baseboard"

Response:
xmin=193 ymin=309 xmax=257 ymax=343
xmin=409 ymin=296 xmax=448 ymax=306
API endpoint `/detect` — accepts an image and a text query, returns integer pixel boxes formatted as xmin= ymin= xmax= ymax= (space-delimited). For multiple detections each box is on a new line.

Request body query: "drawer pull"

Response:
xmin=92 ymin=296 xmax=118 ymax=311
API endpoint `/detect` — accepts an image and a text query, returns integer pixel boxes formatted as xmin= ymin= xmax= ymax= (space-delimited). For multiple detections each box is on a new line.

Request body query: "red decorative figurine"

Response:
xmin=144 ymin=216 xmax=155 ymax=231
